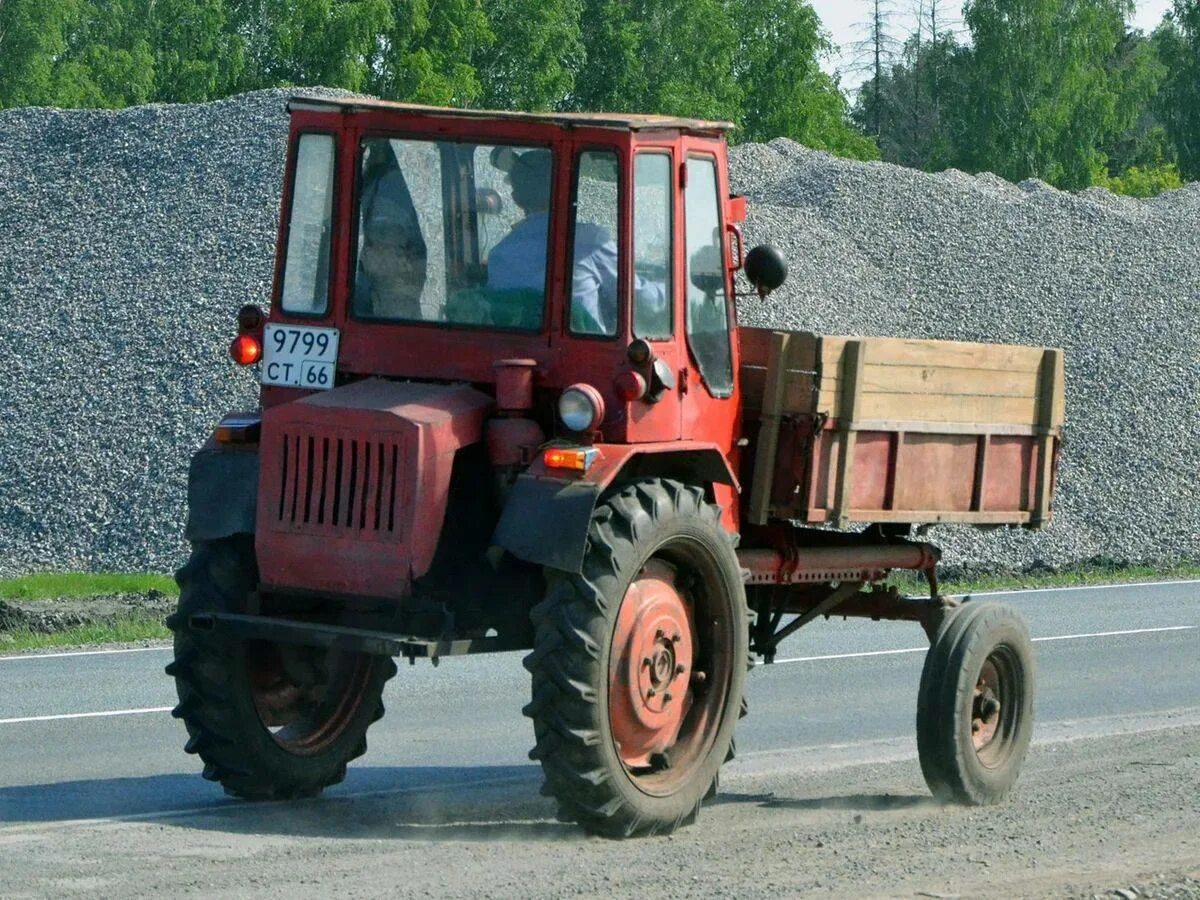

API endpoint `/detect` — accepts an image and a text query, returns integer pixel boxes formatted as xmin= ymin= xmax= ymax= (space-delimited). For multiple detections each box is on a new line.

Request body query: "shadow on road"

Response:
xmin=0 ymin=764 xmax=580 ymax=842
xmin=715 ymin=790 xmax=932 ymax=812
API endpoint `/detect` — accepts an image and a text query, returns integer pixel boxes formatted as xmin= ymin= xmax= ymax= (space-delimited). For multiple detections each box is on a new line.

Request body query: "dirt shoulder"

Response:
xmin=2 ymin=724 xmax=1196 ymax=898
xmin=0 ymin=591 xmax=172 ymax=634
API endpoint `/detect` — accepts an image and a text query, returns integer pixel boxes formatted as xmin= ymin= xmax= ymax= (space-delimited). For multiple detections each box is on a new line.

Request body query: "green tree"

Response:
xmin=734 ymin=0 xmax=878 ymax=159
xmin=151 ymin=0 xmax=244 ymax=102
xmin=477 ymin=0 xmax=583 ymax=110
xmin=231 ymin=0 xmax=392 ymax=91
xmin=571 ymin=0 xmax=741 ymax=122
xmin=1154 ymin=1 xmax=1200 ymax=179
xmin=368 ymin=0 xmax=492 ymax=105
xmin=957 ymin=0 xmax=1157 ymax=189
xmin=854 ymin=32 xmax=965 ymax=169
xmin=0 ymin=0 xmax=81 ymax=108
xmin=51 ymin=0 xmax=157 ymax=108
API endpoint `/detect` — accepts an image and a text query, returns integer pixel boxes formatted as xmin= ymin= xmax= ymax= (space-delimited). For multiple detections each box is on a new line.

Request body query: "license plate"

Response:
xmin=261 ymin=324 xmax=340 ymax=390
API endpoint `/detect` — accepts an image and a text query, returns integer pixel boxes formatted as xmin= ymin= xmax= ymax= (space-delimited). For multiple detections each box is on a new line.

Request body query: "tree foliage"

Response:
xmin=0 ymin=0 xmax=1194 ymax=186
xmin=1154 ymin=1 xmax=1200 ymax=179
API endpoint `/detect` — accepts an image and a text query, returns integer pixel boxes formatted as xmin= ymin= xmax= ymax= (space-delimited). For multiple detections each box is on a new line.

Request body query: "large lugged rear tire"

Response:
xmin=916 ymin=602 xmax=1035 ymax=805
xmin=524 ymin=479 xmax=749 ymax=838
xmin=166 ymin=536 xmax=396 ymax=799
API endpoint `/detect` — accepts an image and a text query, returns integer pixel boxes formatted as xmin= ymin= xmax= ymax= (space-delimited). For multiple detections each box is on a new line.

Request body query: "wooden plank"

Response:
xmin=817 ymin=390 xmax=1043 ymax=426
xmin=820 ymin=335 xmax=1045 ymax=373
xmin=748 ymin=331 xmax=792 ymax=525
xmin=807 ymin=508 xmax=1033 ymax=525
xmin=832 ymin=338 xmax=865 ymax=528
xmin=858 ymin=365 xmax=1040 ymax=398
xmin=835 ymin=419 xmax=1043 ymax=437
xmin=1032 ymin=348 xmax=1066 ymax=526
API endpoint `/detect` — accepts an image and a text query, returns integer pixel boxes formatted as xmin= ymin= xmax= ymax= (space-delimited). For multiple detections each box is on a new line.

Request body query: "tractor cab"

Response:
xmin=253 ymin=96 xmax=766 ymax=451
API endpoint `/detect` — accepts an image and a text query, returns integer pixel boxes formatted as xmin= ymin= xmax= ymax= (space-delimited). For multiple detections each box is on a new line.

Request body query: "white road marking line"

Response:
xmin=768 ymin=624 xmax=1197 ymax=665
xmin=0 ymin=645 xmax=170 ymax=663
xmin=932 ymin=578 xmax=1200 ymax=600
xmin=1032 ymin=625 xmax=1197 ymax=642
xmin=0 ymin=707 xmax=172 ymax=726
xmin=2 ymin=626 xmax=1194 ymax=724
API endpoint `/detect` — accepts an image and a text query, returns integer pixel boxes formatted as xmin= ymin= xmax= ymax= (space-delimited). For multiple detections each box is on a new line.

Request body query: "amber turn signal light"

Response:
xmin=230 ymin=334 xmax=262 ymax=366
xmin=543 ymin=447 xmax=599 ymax=472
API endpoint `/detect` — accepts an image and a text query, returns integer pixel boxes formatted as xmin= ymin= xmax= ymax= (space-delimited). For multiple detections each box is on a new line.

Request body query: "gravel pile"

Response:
xmin=0 ymin=91 xmax=1197 ymax=576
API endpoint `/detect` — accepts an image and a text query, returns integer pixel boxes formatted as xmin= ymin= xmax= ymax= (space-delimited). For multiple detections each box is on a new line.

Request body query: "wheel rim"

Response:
xmin=246 ymin=641 xmax=374 ymax=756
xmin=971 ymin=646 xmax=1020 ymax=768
xmin=608 ymin=546 xmax=734 ymax=796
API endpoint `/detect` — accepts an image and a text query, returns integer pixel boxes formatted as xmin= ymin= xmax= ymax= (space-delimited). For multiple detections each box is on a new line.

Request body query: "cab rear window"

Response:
xmin=280 ymin=133 xmax=336 ymax=316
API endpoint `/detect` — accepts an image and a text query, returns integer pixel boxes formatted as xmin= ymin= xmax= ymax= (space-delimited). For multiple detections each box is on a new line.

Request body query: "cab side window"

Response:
xmin=569 ymin=151 xmax=621 ymax=336
xmin=633 ymin=153 xmax=673 ymax=340
xmin=684 ymin=156 xmax=734 ymax=397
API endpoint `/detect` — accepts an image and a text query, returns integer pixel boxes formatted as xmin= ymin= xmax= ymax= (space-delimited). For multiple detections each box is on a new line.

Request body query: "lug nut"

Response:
xmin=675 ymin=664 xmax=685 ymax=676
xmin=663 ymin=692 xmax=672 ymax=704
xmin=671 ymin=632 xmax=681 ymax=643
xmin=642 ymin=657 xmax=652 ymax=668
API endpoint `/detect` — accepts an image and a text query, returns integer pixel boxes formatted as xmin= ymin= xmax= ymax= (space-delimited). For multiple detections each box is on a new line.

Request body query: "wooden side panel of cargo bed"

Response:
xmin=741 ymin=328 xmax=1065 ymax=529
xmin=740 ymin=329 xmax=818 ymax=525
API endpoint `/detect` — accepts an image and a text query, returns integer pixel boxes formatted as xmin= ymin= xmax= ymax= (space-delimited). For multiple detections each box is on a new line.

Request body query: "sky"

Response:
xmin=812 ymin=0 xmax=1176 ymax=91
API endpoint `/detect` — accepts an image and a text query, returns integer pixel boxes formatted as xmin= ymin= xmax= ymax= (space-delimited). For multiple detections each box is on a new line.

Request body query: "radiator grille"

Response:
xmin=274 ymin=431 xmax=401 ymax=534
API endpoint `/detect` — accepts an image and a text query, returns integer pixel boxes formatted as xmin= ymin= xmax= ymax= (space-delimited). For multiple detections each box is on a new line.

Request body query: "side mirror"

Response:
xmin=744 ymin=245 xmax=788 ymax=298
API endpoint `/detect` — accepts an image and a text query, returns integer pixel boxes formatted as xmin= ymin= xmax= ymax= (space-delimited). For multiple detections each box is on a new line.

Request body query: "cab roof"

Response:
xmin=288 ymin=94 xmax=736 ymax=137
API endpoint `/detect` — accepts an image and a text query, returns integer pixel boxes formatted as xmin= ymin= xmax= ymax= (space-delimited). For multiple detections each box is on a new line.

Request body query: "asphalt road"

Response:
xmin=1 ymin=580 xmax=1197 ymax=831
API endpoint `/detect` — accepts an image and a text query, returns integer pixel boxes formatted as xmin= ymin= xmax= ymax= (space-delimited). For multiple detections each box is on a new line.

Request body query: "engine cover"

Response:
xmin=255 ymin=378 xmax=492 ymax=600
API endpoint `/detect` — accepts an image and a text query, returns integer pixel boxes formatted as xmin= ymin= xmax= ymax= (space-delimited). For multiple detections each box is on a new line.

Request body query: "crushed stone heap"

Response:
xmin=0 ymin=91 xmax=1196 ymax=577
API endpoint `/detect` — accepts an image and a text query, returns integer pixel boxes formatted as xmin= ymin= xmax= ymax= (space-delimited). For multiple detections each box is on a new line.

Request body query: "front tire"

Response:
xmin=916 ymin=602 xmax=1035 ymax=805
xmin=524 ymin=479 xmax=749 ymax=837
xmin=166 ymin=536 xmax=396 ymax=799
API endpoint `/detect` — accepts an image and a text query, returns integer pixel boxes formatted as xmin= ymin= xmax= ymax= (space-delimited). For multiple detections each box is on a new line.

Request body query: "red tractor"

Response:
xmin=168 ymin=96 xmax=1065 ymax=837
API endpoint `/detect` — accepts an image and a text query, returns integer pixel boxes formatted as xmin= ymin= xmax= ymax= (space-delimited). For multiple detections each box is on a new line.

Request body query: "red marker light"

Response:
xmin=614 ymin=371 xmax=648 ymax=402
xmin=230 ymin=334 xmax=262 ymax=366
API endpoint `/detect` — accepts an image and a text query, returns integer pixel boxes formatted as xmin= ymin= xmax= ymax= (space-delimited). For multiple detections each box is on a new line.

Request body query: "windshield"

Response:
xmin=352 ymin=137 xmax=552 ymax=331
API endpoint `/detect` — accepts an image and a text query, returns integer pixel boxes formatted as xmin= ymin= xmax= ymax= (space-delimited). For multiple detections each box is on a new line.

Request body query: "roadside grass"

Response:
xmin=0 ymin=617 xmax=171 ymax=654
xmin=889 ymin=562 xmax=1200 ymax=596
xmin=0 ymin=572 xmax=178 ymax=601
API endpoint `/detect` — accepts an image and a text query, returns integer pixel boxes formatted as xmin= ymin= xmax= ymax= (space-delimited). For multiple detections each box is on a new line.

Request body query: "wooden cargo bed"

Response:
xmin=739 ymin=328 xmax=1065 ymax=529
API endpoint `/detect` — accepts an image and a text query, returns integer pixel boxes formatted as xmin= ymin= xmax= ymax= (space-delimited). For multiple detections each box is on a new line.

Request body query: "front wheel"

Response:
xmin=166 ymin=536 xmax=396 ymax=799
xmin=916 ymin=602 xmax=1035 ymax=805
xmin=524 ymin=479 xmax=749 ymax=838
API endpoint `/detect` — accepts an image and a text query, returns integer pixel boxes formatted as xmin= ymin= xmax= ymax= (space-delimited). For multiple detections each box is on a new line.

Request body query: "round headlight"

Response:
xmin=558 ymin=384 xmax=605 ymax=433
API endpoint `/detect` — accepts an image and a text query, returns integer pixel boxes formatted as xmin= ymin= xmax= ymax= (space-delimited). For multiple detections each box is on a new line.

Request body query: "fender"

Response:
xmin=493 ymin=442 xmax=739 ymax=573
xmin=184 ymin=439 xmax=260 ymax=542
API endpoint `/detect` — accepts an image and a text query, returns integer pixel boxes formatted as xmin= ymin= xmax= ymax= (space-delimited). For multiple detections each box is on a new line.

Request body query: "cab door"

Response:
xmin=678 ymin=139 xmax=739 ymax=450
xmin=622 ymin=143 xmax=683 ymax=442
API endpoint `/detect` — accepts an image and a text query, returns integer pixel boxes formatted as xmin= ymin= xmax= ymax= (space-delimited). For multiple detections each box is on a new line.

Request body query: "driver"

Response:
xmin=487 ymin=150 xmax=665 ymax=335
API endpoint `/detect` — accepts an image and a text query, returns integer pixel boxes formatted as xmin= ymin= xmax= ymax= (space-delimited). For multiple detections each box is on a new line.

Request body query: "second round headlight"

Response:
xmin=558 ymin=384 xmax=604 ymax=432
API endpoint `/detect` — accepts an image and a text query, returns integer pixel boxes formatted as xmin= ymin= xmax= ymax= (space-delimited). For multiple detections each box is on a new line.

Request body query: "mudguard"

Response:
xmin=493 ymin=442 xmax=738 ymax=573
xmin=184 ymin=441 xmax=260 ymax=542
